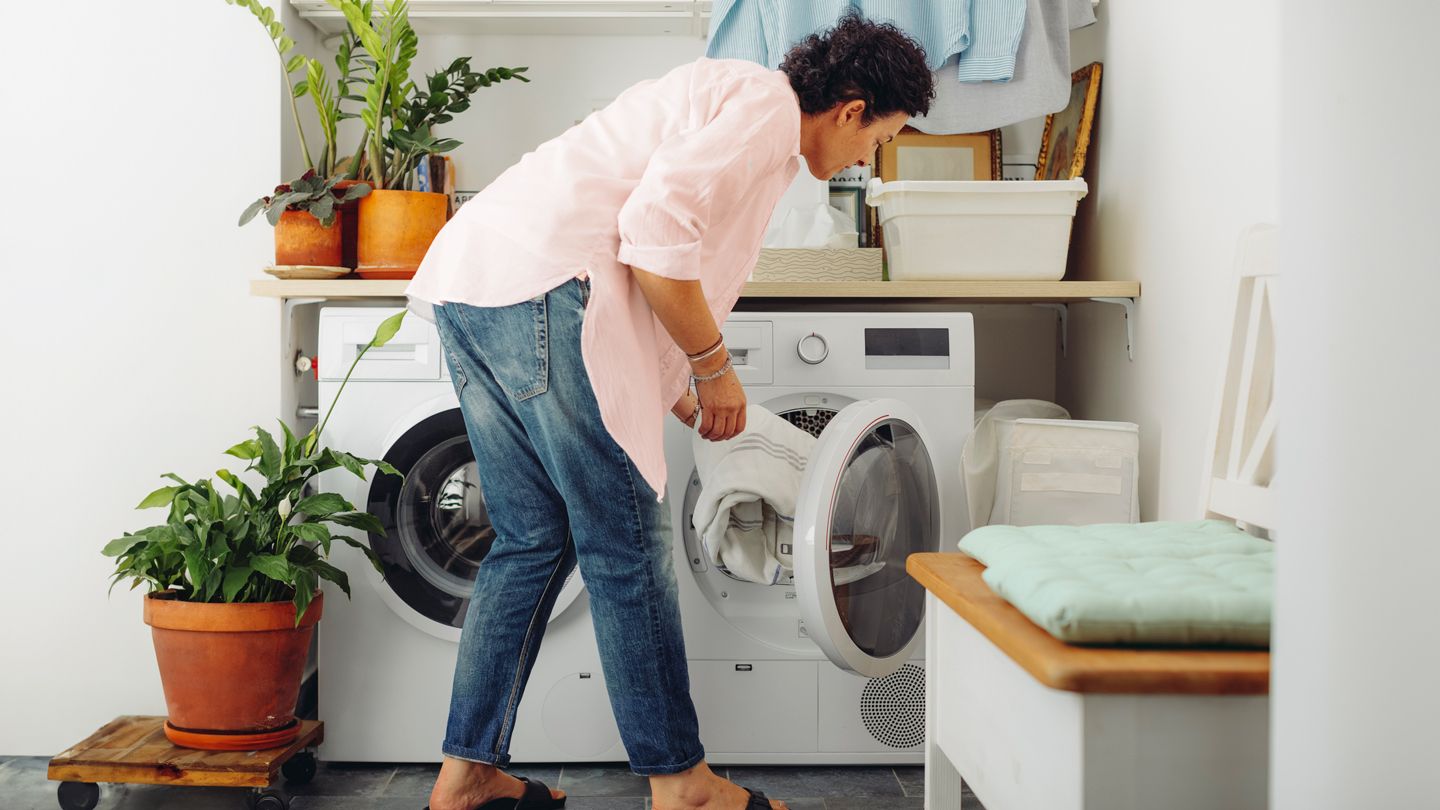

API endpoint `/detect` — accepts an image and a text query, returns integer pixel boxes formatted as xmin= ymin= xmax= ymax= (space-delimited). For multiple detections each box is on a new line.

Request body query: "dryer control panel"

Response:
xmin=721 ymin=313 xmax=975 ymax=389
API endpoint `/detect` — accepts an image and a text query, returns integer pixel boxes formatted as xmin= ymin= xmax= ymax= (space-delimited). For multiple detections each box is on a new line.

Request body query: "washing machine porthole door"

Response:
xmin=792 ymin=398 xmax=943 ymax=678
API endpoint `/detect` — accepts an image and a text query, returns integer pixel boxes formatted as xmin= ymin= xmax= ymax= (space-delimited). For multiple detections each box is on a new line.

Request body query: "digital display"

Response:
xmin=864 ymin=328 xmax=949 ymax=357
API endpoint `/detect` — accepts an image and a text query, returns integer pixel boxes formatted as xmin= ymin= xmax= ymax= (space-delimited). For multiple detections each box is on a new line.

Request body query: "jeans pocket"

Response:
xmin=475 ymin=294 xmax=550 ymax=402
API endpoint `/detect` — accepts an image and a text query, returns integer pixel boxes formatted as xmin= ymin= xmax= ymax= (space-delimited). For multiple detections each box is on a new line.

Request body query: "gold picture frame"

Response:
xmin=1035 ymin=62 xmax=1102 ymax=181
xmin=876 ymin=127 xmax=1003 ymax=183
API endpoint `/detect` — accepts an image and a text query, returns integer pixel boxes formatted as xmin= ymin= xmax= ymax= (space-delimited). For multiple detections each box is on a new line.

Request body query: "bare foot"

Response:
xmin=649 ymin=760 xmax=788 ymax=810
xmin=427 ymin=757 xmax=566 ymax=810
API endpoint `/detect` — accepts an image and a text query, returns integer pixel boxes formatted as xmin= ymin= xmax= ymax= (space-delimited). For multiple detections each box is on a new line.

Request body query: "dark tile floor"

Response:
xmin=1 ymin=756 xmax=985 ymax=810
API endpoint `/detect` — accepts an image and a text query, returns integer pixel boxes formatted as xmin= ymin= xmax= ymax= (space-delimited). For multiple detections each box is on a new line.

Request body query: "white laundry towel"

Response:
xmin=691 ymin=405 xmax=818 ymax=585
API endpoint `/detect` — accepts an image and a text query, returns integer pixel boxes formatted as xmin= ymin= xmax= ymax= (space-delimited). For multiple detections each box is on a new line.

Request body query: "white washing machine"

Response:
xmin=663 ymin=311 xmax=974 ymax=765
xmin=314 ymin=307 xmax=625 ymax=763
xmin=312 ymin=306 xmax=972 ymax=766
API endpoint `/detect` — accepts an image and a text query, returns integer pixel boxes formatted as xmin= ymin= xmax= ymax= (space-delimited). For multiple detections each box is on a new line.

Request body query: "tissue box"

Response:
xmin=751 ymin=248 xmax=883 ymax=283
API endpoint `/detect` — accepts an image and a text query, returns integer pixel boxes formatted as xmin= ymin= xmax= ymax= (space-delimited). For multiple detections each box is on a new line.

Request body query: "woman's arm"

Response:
xmin=632 ymin=268 xmax=747 ymax=442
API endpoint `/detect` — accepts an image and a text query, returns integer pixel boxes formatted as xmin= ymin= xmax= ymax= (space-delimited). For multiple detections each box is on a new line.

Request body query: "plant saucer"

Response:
xmin=264 ymin=265 xmax=352 ymax=280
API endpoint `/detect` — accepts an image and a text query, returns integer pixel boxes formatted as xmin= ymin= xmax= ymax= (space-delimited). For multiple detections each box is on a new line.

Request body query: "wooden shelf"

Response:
xmin=290 ymin=1 xmax=713 ymax=37
xmin=250 ymin=278 xmax=1140 ymax=302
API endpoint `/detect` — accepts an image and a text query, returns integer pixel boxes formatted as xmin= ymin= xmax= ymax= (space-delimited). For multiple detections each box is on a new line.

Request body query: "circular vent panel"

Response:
xmin=860 ymin=663 xmax=926 ymax=748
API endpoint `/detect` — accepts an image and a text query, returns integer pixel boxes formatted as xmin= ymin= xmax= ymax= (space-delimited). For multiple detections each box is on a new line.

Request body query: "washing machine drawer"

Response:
xmin=690 ymin=660 xmax=818 ymax=753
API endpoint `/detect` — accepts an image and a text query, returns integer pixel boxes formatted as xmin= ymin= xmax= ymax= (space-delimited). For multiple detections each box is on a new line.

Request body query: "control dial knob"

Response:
xmin=797 ymin=333 xmax=829 ymax=365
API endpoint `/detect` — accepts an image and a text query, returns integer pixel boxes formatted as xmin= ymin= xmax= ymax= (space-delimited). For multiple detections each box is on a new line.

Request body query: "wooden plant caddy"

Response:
xmin=47 ymin=716 xmax=323 ymax=810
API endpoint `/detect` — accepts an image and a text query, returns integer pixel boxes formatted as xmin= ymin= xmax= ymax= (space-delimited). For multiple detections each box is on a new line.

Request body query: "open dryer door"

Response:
xmin=793 ymin=398 xmax=943 ymax=678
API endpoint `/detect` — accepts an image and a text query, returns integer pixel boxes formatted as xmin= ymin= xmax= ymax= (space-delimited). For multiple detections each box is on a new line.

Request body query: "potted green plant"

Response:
xmin=103 ymin=313 xmax=407 ymax=751
xmin=223 ymin=0 xmax=373 ymax=268
xmin=327 ymin=0 xmax=530 ymax=278
xmin=240 ymin=170 xmax=371 ymax=269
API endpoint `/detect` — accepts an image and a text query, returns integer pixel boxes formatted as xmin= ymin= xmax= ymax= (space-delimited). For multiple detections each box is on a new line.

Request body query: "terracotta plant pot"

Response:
xmin=275 ymin=209 xmax=343 ymax=267
xmin=143 ymin=592 xmax=323 ymax=751
xmin=333 ymin=179 xmax=367 ymax=270
xmin=356 ymin=189 xmax=448 ymax=279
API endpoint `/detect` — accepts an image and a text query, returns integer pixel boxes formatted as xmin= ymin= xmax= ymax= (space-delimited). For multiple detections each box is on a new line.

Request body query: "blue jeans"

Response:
xmin=433 ymin=278 xmax=705 ymax=776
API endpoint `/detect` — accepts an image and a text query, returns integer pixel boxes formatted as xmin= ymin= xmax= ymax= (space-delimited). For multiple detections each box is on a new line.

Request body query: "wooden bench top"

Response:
xmin=907 ymin=552 xmax=1271 ymax=695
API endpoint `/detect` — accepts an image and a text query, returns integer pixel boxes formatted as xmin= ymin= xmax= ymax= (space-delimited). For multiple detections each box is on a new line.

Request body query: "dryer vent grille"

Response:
xmin=779 ymin=408 xmax=838 ymax=438
xmin=859 ymin=664 xmax=926 ymax=749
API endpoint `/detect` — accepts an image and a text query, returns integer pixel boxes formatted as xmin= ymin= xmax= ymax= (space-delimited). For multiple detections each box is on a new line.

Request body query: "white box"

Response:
xmin=992 ymin=418 xmax=1140 ymax=526
xmin=866 ymin=178 xmax=1088 ymax=281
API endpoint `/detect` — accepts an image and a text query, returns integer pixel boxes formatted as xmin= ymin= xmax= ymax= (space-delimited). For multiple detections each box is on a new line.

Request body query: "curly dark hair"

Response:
xmin=779 ymin=9 xmax=936 ymax=125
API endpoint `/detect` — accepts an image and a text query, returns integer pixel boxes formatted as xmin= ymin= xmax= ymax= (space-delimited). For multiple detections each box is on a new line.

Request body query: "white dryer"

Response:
xmin=664 ymin=311 xmax=974 ymax=765
xmin=313 ymin=306 xmax=625 ymax=763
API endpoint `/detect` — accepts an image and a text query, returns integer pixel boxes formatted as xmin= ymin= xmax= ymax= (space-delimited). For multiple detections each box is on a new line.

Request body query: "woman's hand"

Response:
xmin=692 ymin=352 xmax=747 ymax=442
xmin=671 ymin=391 xmax=700 ymax=428
xmin=624 ymin=267 xmax=746 ymax=440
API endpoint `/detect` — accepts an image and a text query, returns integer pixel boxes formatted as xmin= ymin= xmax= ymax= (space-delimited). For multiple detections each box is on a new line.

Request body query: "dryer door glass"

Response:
xmin=793 ymin=398 xmax=941 ymax=677
xmin=368 ymin=408 xmax=580 ymax=631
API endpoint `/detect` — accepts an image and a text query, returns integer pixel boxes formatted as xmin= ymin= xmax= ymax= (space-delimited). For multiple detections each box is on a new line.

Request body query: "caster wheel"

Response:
xmin=56 ymin=781 xmax=100 ymax=810
xmin=281 ymin=750 xmax=317 ymax=785
xmin=248 ymin=789 xmax=288 ymax=810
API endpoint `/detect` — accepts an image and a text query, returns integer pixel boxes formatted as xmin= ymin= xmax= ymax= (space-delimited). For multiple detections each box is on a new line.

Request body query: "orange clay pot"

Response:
xmin=355 ymin=189 xmax=448 ymax=279
xmin=143 ymin=591 xmax=323 ymax=751
xmin=275 ymin=209 xmax=343 ymax=267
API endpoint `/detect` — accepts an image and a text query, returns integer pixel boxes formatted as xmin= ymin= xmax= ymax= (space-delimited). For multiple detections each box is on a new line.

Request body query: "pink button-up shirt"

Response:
xmin=405 ymin=58 xmax=803 ymax=499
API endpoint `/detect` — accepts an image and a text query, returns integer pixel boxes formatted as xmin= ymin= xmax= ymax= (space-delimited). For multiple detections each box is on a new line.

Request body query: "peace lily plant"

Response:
xmin=104 ymin=311 xmax=407 ymax=620
xmin=102 ymin=311 xmax=409 ymax=750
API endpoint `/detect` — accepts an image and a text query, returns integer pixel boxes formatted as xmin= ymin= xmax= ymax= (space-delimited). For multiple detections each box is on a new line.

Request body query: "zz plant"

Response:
xmin=327 ymin=0 xmax=530 ymax=189
xmin=104 ymin=312 xmax=409 ymax=623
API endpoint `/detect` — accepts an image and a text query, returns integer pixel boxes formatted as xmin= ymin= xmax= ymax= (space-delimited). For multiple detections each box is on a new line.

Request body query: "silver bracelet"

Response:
xmin=690 ymin=358 xmax=734 ymax=384
xmin=687 ymin=340 xmax=727 ymax=365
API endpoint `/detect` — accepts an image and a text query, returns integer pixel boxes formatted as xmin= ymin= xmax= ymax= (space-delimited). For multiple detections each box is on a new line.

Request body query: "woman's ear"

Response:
xmin=837 ymin=99 xmax=867 ymax=128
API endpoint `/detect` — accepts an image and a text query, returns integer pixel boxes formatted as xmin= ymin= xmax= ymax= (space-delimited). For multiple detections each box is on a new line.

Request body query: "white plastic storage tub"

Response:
xmin=866 ymin=178 xmax=1088 ymax=281
xmin=992 ymin=418 xmax=1139 ymax=527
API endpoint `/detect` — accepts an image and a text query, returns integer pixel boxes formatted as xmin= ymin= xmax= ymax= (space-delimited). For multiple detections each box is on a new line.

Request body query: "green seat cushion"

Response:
xmin=956 ymin=520 xmax=1273 ymax=647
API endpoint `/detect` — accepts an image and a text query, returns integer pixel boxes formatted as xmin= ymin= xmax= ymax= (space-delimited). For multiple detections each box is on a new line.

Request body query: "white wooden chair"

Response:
xmin=908 ymin=224 xmax=1278 ymax=810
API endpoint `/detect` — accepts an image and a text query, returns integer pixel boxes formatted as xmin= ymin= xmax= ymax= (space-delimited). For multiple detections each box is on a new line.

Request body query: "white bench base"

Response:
xmin=924 ymin=594 xmax=1269 ymax=810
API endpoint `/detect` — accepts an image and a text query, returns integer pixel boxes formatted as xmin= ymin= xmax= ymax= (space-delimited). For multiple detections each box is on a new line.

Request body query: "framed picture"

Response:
xmin=829 ymin=187 xmax=865 ymax=243
xmin=876 ymin=127 xmax=1003 ymax=183
xmin=1035 ymin=62 xmax=1102 ymax=181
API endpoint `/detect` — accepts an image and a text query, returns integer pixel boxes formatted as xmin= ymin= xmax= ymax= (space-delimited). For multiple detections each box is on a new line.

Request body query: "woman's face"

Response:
xmin=802 ymin=102 xmax=910 ymax=180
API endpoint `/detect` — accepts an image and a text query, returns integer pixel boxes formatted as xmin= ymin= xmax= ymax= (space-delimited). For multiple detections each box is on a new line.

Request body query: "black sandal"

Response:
xmin=422 ymin=776 xmax=566 ymax=809
xmin=742 ymin=786 xmax=773 ymax=808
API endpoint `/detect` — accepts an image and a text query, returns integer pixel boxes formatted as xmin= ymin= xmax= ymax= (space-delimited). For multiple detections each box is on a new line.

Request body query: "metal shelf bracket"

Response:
xmin=1033 ymin=303 xmax=1069 ymax=357
xmin=1092 ymin=297 xmax=1136 ymax=361
xmin=1032 ymin=297 xmax=1136 ymax=361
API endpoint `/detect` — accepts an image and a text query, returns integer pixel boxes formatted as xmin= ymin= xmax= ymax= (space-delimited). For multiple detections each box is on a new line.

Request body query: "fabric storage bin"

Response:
xmin=750 ymin=248 xmax=883 ymax=282
xmin=993 ymin=418 xmax=1140 ymax=526
xmin=865 ymin=178 xmax=1088 ymax=281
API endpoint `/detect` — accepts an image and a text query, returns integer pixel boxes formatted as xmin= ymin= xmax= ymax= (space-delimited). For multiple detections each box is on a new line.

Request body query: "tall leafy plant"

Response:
xmin=328 ymin=0 xmax=417 ymax=189
xmin=327 ymin=0 xmax=530 ymax=189
xmin=223 ymin=0 xmax=372 ymax=178
xmin=104 ymin=313 xmax=410 ymax=623
xmin=222 ymin=0 xmax=319 ymax=174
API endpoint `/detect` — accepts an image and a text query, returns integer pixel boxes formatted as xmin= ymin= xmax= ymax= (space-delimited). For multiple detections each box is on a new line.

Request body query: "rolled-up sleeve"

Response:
xmin=617 ymin=81 xmax=797 ymax=281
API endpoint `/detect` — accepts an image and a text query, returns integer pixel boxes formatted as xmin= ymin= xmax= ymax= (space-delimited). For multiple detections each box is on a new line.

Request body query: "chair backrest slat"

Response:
xmin=1202 ymin=225 xmax=1279 ymax=531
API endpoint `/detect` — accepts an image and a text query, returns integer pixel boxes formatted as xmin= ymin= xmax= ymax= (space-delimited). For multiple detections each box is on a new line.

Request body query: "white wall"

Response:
xmin=1273 ymin=0 xmax=1440 ymax=805
xmin=0 ymin=3 xmax=280 ymax=754
xmin=1057 ymin=0 xmax=1280 ymax=520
